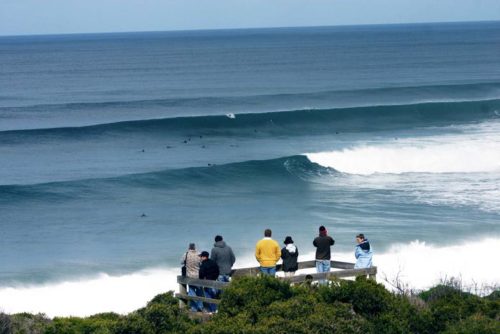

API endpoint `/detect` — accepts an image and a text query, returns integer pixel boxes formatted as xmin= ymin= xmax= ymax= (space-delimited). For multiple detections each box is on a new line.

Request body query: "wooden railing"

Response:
xmin=175 ymin=260 xmax=377 ymax=308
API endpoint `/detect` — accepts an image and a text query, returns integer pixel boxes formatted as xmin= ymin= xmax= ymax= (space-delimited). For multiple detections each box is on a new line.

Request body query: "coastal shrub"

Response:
xmin=112 ymin=312 xmax=154 ymax=334
xmin=0 ymin=313 xmax=11 ymax=334
xmin=146 ymin=292 xmax=180 ymax=308
xmin=44 ymin=313 xmax=120 ymax=334
xmin=369 ymin=295 xmax=434 ymax=334
xmin=218 ymin=275 xmax=293 ymax=319
xmin=113 ymin=291 xmax=193 ymax=334
xmin=187 ymin=313 xmax=255 ymax=334
xmin=196 ymin=280 xmax=367 ymax=334
xmin=419 ymin=284 xmax=494 ymax=332
xmin=2 ymin=279 xmax=499 ymax=334
xmin=8 ymin=313 xmax=49 ymax=334
xmin=442 ymin=314 xmax=500 ymax=334
xmin=317 ymin=277 xmax=393 ymax=317
xmin=486 ymin=289 xmax=500 ymax=301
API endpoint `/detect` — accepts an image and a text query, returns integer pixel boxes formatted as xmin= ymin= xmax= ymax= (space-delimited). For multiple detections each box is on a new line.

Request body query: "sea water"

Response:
xmin=1 ymin=22 xmax=499 ymax=316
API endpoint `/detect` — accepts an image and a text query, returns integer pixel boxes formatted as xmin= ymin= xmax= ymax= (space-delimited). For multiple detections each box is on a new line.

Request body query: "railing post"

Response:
xmin=178 ymin=277 xmax=187 ymax=309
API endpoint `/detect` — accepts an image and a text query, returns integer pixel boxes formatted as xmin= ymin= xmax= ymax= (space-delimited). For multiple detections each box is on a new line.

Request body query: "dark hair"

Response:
xmin=264 ymin=229 xmax=272 ymax=237
xmin=356 ymin=233 xmax=365 ymax=240
xmin=319 ymin=226 xmax=326 ymax=232
xmin=189 ymin=243 xmax=196 ymax=250
xmin=215 ymin=235 xmax=223 ymax=242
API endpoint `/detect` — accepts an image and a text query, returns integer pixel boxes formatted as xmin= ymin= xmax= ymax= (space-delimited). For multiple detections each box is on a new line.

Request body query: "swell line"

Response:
xmin=1 ymin=99 xmax=499 ymax=141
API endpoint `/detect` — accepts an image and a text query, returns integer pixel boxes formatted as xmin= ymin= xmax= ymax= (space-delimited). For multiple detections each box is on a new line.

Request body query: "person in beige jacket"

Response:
xmin=181 ymin=243 xmax=203 ymax=312
xmin=255 ymin=229 xmax=281 ymax=276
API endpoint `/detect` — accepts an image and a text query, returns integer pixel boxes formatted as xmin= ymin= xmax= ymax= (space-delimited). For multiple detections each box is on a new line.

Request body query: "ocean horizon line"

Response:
xmin=1 ymin=19 xmax=499 ymax=39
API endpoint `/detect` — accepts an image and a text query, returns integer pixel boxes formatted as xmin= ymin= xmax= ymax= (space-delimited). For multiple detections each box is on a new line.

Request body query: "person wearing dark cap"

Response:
xmin=180 ymin=243 xmax=203 ymax=312
xmin=354 ymin=234 xmax=373 ymax=269
xmin=313 ymin=226 xmax=335 ymax=282
xmin=199 ymin=251 xmax=220 ymax=313
xmin=210 ymin=235 xmax=236 ymax=283
xmin=281 ymin=236 xmax=299 ymax=277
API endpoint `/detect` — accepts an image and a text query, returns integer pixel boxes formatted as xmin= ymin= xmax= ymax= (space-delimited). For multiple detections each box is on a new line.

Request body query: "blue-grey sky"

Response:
xmin=1 ymin=0 xmax=500 ymax=36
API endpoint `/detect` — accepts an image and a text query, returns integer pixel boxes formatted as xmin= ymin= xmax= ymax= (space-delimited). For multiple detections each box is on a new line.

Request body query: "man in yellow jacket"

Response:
xmin=255 ymin=229 xmax=281 ymax=276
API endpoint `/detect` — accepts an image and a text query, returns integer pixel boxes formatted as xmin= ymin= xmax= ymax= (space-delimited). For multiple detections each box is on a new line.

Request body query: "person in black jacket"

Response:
xmin=313 ymin=226 xmax=335 ymax=284
xmin=199 ymin=251 xmax=219 ymax=313
xmin=281 ymin=236 xmax=299 ymax=277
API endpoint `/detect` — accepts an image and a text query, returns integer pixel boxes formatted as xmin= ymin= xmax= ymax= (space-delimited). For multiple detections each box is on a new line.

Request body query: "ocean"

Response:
xmin=1 ymin=21 xmax=499 ymax=316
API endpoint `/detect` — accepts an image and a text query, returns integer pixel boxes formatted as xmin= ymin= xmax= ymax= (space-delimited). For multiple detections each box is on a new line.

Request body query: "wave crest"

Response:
xmin=306 ymin=137 xmax=500 ymax=175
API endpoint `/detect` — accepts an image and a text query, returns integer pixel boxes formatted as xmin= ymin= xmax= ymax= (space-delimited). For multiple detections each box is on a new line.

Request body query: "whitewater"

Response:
xmin=1 ymin=22 xmax=500 ymax=317
xmin=1 ymin=237 xmax=498 ymax=317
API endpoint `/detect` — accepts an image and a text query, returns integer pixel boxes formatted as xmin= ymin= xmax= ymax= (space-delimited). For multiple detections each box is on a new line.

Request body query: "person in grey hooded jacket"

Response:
xmin=210 ymin=235 xmax=236 ymax=282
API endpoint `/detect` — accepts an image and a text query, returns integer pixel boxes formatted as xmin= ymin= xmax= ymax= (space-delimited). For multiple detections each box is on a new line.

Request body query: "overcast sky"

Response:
xmin=1 ymin=0 xmax=500 ymax=36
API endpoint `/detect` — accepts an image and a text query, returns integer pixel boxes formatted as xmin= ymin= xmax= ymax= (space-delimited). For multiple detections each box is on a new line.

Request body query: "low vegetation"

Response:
xmin=1 ymin=276 xmax=498 ymax=333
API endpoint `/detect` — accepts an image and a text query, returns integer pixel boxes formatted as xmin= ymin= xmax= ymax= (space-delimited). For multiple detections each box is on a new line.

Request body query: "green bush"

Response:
xmin=318 ymin=276 xmax=393 ymax=317
xmin=113 ymin=312 xmax=154 ymax=334
xmin=418 ymin=284 xmax=497 ymax=332
xmin=218 ymin=275 xmax=294 ymax=319
xmin=0 ymin=313 xmax=12 ymax=334
xmin=44 ymin=317 xmax=112 ymax=334
xmin=8 ymin=313 xmax=49 ymax=334
xmin=1 ymin=278 xmax=498 ymax=334
xmin=442 ymin=314 xmax=500 ymax=334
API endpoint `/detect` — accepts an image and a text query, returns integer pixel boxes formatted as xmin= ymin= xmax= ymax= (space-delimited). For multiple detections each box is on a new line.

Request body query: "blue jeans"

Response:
xmin=203 ymin=287 xmax=218 ymax=312
xmin=316 ymin=260 xmax=331 ymax=285
xmin=215 ymin=274 xmax=230 ymax=297
xmin=188 ymin=285 xmax=203 ymax=312
xmin=217 ymin=274 xmax=231 ymax=283
xmin=316 ymin=259 xmax=331 ymax=273
xmin=260 ymin=266 xmax=276 ymax=276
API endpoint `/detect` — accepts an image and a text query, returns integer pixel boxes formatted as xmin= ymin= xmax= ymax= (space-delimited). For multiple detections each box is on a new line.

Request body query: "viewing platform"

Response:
xmin=176 ymin=260 xmax=377 ymax=308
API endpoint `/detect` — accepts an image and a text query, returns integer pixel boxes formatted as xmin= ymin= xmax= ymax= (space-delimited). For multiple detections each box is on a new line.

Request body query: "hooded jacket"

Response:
xmin=210 ymin=240 xmax=236 ymax=276
xmin=354 ymin=240 xmax=373 ymax=269
xmin=281 ymin=243 xmax=299 ymax=272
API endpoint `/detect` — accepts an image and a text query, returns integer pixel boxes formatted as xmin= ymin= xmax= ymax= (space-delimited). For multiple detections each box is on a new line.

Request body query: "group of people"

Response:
xmin=254 ymin=226 xmax=373 ymax=276
xmin=181 ymin=235 xmax=235 ymax=313
xmin=182 ymin=227 xmax=373 ymax=313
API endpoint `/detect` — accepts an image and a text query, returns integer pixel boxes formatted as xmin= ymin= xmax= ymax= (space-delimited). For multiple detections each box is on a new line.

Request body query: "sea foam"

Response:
xmin=0 ymin=237 xmax=498 ymax=317
xmin=306 ymin=122 xmax=500 ymax=175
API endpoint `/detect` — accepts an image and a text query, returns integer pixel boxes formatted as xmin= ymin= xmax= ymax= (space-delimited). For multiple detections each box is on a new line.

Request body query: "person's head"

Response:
xmin=356 ymin=234 xmax=365 ymax=244
xmin=199 ymin=251 xmax=210 ymax=260
xmin=319 ymin=225 xmax=327 ymax=236
xmin=284 ymin=236 xmax=294 ymax=245
xmin=264 ymin=229 xmax=272 ymax=237
xmin=189 ymin=243 xmax=196 ymax=250
xmin=215 ymin=235 xmax=223 ymax=242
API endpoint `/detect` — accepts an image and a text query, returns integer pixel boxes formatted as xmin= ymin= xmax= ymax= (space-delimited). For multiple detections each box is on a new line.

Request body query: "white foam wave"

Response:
xmin=0 ymin=268 xmax=180 ymax=317
xmin=1 ymin=238 xmax=499 ymax=317
xmin=307 ymin=142 xmax=500 ymax=175
xmin=335 ymin=237 xmax=500 ymax=292
xmin=307 ymin=121 xmax=500 ymax=175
